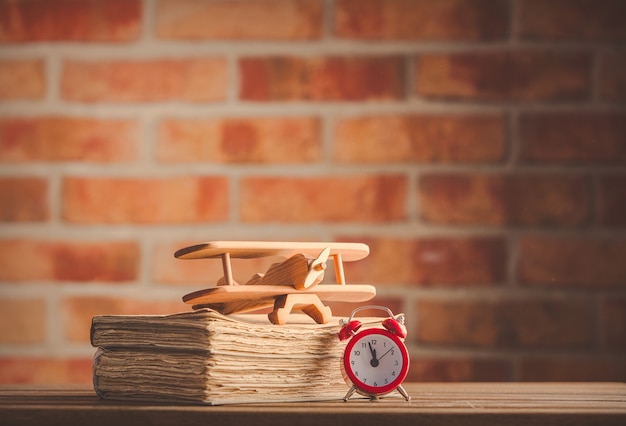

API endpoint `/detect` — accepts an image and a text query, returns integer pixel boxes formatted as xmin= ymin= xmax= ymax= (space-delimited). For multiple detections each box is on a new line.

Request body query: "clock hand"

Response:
xmin=368 ymin=342 xmax=377 ymax=359
xmin=377 ymin=346 xmax=394 ymax=362
xmin=368 ymin=342 xmax=379 ymax=367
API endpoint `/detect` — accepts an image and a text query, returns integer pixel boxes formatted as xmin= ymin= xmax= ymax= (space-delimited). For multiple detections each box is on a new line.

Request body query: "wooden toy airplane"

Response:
xmin=176 ymin=241 xmax=376 ymax=325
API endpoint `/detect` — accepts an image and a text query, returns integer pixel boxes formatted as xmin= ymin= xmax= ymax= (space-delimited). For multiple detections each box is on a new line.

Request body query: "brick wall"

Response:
xmin=1 ymin=0 xmax=625 ymax=384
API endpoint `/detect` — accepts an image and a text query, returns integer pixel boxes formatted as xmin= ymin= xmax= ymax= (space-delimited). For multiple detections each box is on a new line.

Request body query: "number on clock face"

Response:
xmin=346 ymin=330 xmax=406 ymax=391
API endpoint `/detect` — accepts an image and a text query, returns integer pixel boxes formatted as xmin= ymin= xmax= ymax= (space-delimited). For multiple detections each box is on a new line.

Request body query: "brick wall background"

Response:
xmin=1 ymin=0 xmax=625 ymax=384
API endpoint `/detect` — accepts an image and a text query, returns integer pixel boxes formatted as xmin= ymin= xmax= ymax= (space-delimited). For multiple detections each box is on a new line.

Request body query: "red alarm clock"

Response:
xmin=338 ymin=305 xmax=410 ymax=401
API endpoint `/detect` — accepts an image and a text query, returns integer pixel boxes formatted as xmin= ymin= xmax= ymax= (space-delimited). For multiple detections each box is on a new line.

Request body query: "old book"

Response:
xmin=91 ymin=308 xmax=357 ymax=405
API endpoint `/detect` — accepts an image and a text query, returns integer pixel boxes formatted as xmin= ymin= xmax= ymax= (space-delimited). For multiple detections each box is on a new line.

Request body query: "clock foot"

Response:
xmin=343 ymin=386 xmax=357 ymax=402
xmin=397 ymin=385 xmax=411 ymax=401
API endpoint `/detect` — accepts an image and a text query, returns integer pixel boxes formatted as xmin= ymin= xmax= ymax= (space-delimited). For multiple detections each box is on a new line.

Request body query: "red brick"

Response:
xmin=407 ymin=357 xmax=512 ymax=382
xmin=598 ymin=52 xmax=626 ymax=102
xmin=0 ymin=298 xmax=45 ymax=344
xmin=519 ymin=113 xmax=626 ymax=164
xmin=415 ymin=51 xmax=590 ymax=101
xmin=518 ymin=0 xmax=626 ymax=42
xmin=62 ymin=176 xmax=229 ymax=224
xmin=239 ymin=175 xmax=406 ymax=223
xmin=415 ymin=298 xmax=593 ymax=349
xmin=520 ymin=357 xmax=626 ymax=381
xmin=0 ymin=117 xmax=138 ymax=163
xmin=153 ymin=241 xmax=223 ymax=285
xmin=598 ymin=175 xmax=626 ymax=227
xmin=335 ymin=0 xmax=508 ymax=41
xmin=333 ymin=114 xmax=505 ymax=164
xmin=0 ymin=357 xmax=93 ymax=385
xmin=600 ymin=298 xmax=626 ymax=350
xmin=0 ymin=0 xmax=141 ymax=42
xmin=61 ymin=58 xmax=227 ymax=102
xmin=0 ymin=59 xmax=45 ymax=100
xmin=62 ymin=296 xmax=187 ymax=344
xmin=156 ymin=0 xmax=322 ymax=40
xmin=0 ymin=239 xmax=139 ymax=282
xmin=340 ymin=236 xmax=507 ymax=286
xmin=519 ymin=237 xmax=626 ymax=287
xmin=157 ymin=117 xmax=321 ymax=163
xmin=418 ymin=173 xmax=590 ymax=227
xmin=239 ymin=56 xmax=405 ymax=101
xmin=0 ymin=177 xmax=48 ymax=222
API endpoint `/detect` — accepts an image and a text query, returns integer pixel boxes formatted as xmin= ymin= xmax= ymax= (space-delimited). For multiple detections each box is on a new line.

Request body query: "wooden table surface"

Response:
xmin=1 ymin=382 xmax=625 ymax=426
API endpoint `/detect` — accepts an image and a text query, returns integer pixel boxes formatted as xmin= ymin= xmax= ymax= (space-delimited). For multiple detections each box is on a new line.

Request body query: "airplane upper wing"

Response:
xmin=174 ymin=241 xmax=369 ymax=261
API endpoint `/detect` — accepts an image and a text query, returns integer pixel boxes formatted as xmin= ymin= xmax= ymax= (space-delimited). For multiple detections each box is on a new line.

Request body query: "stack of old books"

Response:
xmin=91 ymin=308 xmax=351 ymax=405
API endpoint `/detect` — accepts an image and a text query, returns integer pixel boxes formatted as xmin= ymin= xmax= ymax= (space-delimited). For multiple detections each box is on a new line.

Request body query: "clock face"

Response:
xmin=343 ymin=328 xmax=409 ymax=396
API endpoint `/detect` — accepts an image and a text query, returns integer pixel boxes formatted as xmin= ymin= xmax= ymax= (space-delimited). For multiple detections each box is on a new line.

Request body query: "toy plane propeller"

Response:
xmin=176 ymin=241 xmax=376 ymax=325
